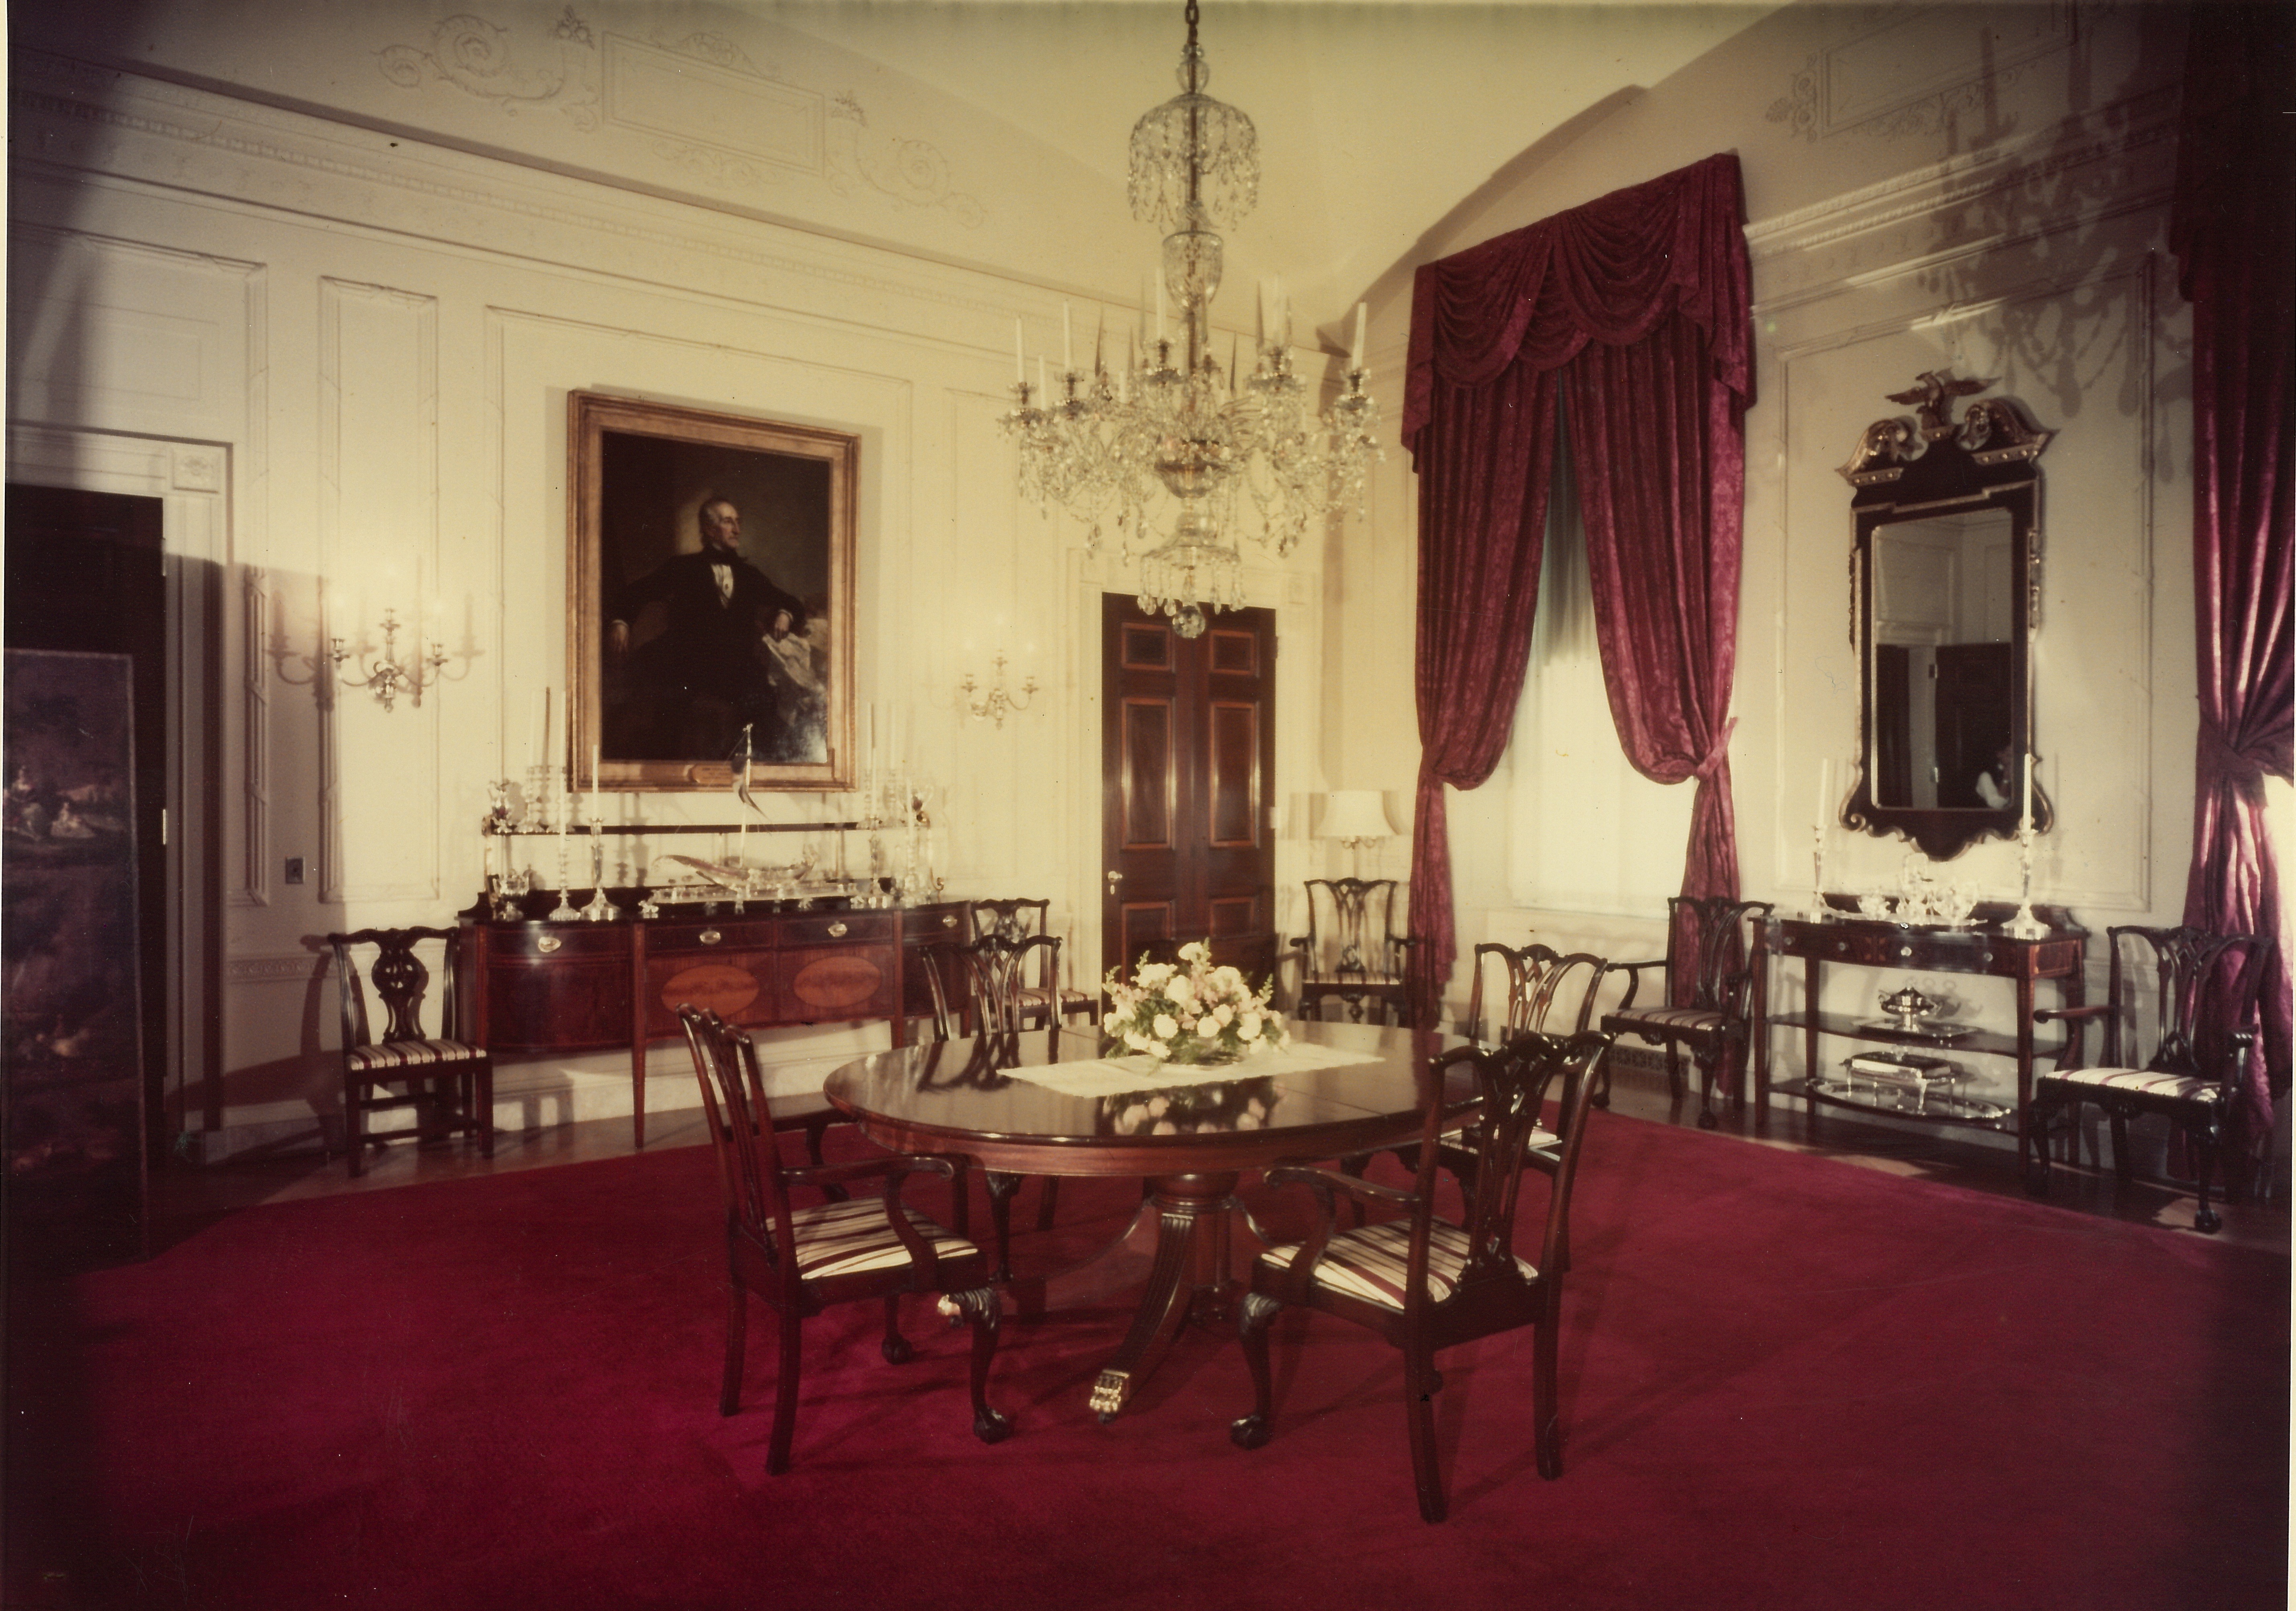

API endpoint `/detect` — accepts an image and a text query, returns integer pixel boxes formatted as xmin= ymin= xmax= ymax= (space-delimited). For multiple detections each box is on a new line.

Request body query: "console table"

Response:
xmin=464 ymin=896 xmax=966 ymax=1147
xmin=1758 ymin=901 xmax=2085 ymax=1168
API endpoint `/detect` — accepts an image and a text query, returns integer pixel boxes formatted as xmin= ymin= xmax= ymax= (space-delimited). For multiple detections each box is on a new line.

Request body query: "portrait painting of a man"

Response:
xmin=571 ymin=394 xmax=855 ymax=791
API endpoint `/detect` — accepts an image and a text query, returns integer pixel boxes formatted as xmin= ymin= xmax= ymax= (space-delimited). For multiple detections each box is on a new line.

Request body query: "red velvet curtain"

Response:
xmin=1401 ymin=154 xmax=1752 ymax=1024
xmin=2169 ymin=4 xmax=2294 ymax=1153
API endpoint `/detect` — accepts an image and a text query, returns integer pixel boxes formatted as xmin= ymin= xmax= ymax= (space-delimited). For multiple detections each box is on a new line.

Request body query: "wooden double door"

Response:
xmin=1100 ymin=594 xmax=1276 ymax=979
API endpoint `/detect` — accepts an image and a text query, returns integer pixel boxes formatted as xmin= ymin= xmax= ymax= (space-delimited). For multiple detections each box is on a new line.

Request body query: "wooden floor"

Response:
xmin=155 ymin=1052 xmax=2289 ymax=1256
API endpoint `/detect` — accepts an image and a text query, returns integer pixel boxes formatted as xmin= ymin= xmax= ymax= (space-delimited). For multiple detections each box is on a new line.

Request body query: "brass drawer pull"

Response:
xmin=942 ymin=915 xmax=959 ymax=929
xmin=699 ymin=928 xmax=722 ymax=946
xmin=537 ymin=934 xmax=562 ymax=955
xmin=827 ymin=921 xmax=848 ymax=938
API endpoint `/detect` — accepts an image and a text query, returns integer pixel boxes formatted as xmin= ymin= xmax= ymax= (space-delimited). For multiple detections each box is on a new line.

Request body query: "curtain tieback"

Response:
xmin=1691 ymin=718 xmax=1738 ymax=784
xmin=2199 ymin=719 xmax=2270 ymax=806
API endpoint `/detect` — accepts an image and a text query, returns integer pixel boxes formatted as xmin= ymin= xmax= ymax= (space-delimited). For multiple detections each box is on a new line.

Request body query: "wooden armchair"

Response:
xmin=922 ymin=932 xmax=1071 ymax=1275
xmin=965 ymin=898 xmax=1094 ymax=1026
xmin=326 ymin=926 xmax=493 ymax=1177
xmin=1291 ymin=877 xmax=1414 ymax=1026
xmin=1231 ymin=1030 xmax=1614 ymax=1522
xmin=1600 ymin=896 xmax=1772 ymax=1130
xmin=2027 ymin=925 xmax=2274 ymax=1234
xmin=677 ymin=1005 xmax=1010 ymax=1474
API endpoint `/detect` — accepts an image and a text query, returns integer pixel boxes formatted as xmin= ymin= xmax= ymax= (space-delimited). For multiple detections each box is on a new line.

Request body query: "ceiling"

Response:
xmin=758 ymin=2 xmax=1781 ymax=331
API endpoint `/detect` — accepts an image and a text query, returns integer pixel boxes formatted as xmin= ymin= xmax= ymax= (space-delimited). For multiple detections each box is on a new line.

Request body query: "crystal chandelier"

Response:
xmin=1000 ymin=0 xmax=1382 ymax=637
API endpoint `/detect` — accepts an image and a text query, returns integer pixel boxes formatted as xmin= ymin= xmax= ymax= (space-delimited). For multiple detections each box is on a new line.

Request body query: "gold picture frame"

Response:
xmin=569 ymin=391 xmax=856 ymax=792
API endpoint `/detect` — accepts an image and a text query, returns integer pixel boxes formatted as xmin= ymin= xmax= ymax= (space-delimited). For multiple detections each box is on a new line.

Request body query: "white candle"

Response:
xmin=1014 ymin=317 xmax=1024 ymax=385
xmin=2020 ymin=751 xmax=2035 ymax=833
xmin=591 ymin=744 xmax=602 ymax=825
xmin=1351 ymin=303 xmax=1367 ymax=371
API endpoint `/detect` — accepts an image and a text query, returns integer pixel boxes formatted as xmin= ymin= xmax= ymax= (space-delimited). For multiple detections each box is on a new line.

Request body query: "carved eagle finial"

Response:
xmin=1885 ymin=370 xmax=1989 ymax=439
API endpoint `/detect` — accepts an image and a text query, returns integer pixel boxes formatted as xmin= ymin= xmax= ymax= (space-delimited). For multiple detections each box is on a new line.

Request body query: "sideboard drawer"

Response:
xmin=486 ymin=923 xmax=628 ymax=961
xmin=780 ymin=910 xmax=898 ymax=948
xmin=644 ymin=917 xmax=783 ymax=958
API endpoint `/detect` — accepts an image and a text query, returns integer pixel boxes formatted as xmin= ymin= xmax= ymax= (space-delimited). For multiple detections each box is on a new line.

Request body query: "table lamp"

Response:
xmin=1318 ymin=790 xmax=1396 ymax=878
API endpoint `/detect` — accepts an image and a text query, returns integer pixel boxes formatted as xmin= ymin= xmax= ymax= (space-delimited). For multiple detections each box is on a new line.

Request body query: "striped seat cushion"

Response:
xmin=1608 ymin=1006 xmax=1727 ymax=1037
xmin=1258 ymin=1219 xmax=1535 ymax=1309
xmin=344 ymin=1038 xmax=486 ymax=1074
xmin=2044 ymin=1067 xmax=2220 ymax=1103
xmin=789 ymin=1197 xmax=982 ymax=1279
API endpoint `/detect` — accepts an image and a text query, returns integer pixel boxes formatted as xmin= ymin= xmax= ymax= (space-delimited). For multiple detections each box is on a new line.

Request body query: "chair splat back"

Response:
xmin=1466 ymin=943 xmax=1610 ymax=1044
xmin=678 ymin=1004 xmax=795 ymax=1271
xmin=1671 ymin=895 xmax=1770 ymax=1014
xmin=1435 ymin=1032 xmax=1604 ymax=1286
xmin=334 ymin=925 xmax=461 ymax=1049
xmin=2112 ymin=925 xmax=2266 ymax=1079
xmin=967 ymin=898 xmax=1049 ymax=944
xmin=959 ymin=932 xmax=1063 ymax=1034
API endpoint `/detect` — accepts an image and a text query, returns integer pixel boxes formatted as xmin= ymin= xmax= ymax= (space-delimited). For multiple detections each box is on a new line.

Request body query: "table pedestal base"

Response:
xmin=1081 ymin=1172 xmax=1242 ymax=1421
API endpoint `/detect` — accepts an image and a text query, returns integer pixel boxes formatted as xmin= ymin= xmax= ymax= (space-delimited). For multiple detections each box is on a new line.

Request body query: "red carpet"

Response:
xmin=6 ymin=1113 xmax=2286 ymax=1610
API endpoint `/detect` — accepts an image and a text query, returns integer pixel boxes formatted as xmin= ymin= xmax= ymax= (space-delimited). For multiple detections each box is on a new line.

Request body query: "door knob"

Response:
xmin=1106 ymin=871 xmax=1124 ymax=887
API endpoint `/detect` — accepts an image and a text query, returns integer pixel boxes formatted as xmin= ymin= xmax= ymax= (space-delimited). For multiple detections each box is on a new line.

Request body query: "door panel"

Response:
xmin=1102 ymin=595 xmax=1275 ymax=975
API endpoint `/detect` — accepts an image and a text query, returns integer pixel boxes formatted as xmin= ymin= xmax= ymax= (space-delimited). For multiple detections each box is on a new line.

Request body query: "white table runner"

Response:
xmin=1000 ymin=1042 xmax=1384 ymax=1099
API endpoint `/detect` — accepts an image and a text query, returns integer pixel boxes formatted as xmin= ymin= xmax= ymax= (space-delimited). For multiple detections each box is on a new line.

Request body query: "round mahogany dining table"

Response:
xmin=823 ymin=1018 xmax=1465 ymax=1421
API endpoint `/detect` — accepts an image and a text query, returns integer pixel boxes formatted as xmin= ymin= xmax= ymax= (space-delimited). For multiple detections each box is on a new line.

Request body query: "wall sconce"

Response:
xmin=958 ymin=653 xmax=1038 ymax=728
xmin=331 ymin=608 xmax=456 ymax=712
xmin=1316 ymin=789 xmax=1397 ymax=878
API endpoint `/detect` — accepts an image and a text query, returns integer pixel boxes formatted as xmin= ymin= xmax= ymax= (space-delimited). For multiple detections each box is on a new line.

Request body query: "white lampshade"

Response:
xmin=1317 ymin=790 xmax=1396 ymax=841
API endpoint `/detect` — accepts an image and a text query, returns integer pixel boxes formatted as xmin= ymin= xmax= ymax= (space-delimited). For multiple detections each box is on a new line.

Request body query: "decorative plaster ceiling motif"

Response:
xmin=378 ymin=8 xmax=980 ymax=226
xmin=1768 ymin=2 xmax=2073 ymax=142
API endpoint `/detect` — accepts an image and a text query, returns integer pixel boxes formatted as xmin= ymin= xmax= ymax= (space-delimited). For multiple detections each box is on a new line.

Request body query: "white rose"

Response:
xmin=1238 ymin=1013 xmax=1262 ymax=1041
xmin=1153 ymin=1013 xmax=1180 ymax=1040
xmin=1147 ymin=1040 xmax=1171 ymax=1061
xmin=1123 ymin=1029 xmax=1151 ymax=1052
xmin=1178 ymin=941 xmax=1210 ymax=963
xmin=1212 ymin=1003 xmax=1234 ymax=1026
xmin=1166 ymin=974 xmax=1194 ymax=1005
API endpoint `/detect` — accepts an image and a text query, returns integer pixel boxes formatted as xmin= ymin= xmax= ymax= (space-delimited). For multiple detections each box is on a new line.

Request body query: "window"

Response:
xmin=1507 ymin=404 xmax=1693 ymax=914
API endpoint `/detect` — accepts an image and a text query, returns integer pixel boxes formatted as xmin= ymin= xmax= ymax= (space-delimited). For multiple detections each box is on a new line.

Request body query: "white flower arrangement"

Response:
xmin=1101 ymin=941 xmax=1288 ymax=1064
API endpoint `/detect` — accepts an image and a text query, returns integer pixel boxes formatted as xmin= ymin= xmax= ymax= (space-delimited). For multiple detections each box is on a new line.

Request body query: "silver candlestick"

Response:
xmin=2003 ymin=824 xmax=2048 ymax=939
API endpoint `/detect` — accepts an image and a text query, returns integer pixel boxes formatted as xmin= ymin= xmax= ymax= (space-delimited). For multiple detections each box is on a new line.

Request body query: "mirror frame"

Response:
xmin=1840 ymin=373 xmax=2054 ymax=861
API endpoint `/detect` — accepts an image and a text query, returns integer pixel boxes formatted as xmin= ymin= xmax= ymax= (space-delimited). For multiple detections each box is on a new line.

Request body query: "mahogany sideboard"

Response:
xmin=464 ymin=897 xmax=968 ymax=1146
xmin=1758 ymin=901 xmax=2086 ymax=1169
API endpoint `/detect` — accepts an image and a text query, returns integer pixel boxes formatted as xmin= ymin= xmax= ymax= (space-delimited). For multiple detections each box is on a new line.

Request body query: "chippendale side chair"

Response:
xmin=678 ymin=1006 xmax=1010 ymax=1474
xmin=1291 ymin=877 xmax=1415 ymax=1027
xmin=923 ymin=933 xmax=1070 ymax=1277
xmin=1600 ymin=896 xmax=1772 ymax=1130
xmin=965 ymin=899 xmax=1095 ymax=1026
xmin=2027 ymin=925 xmax=2275 ymax=1234
xmin=1231 ymin=1030 xmax=1614 ymax=1522
xmin=326 ymin=926 xmax=494 ymax=1178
